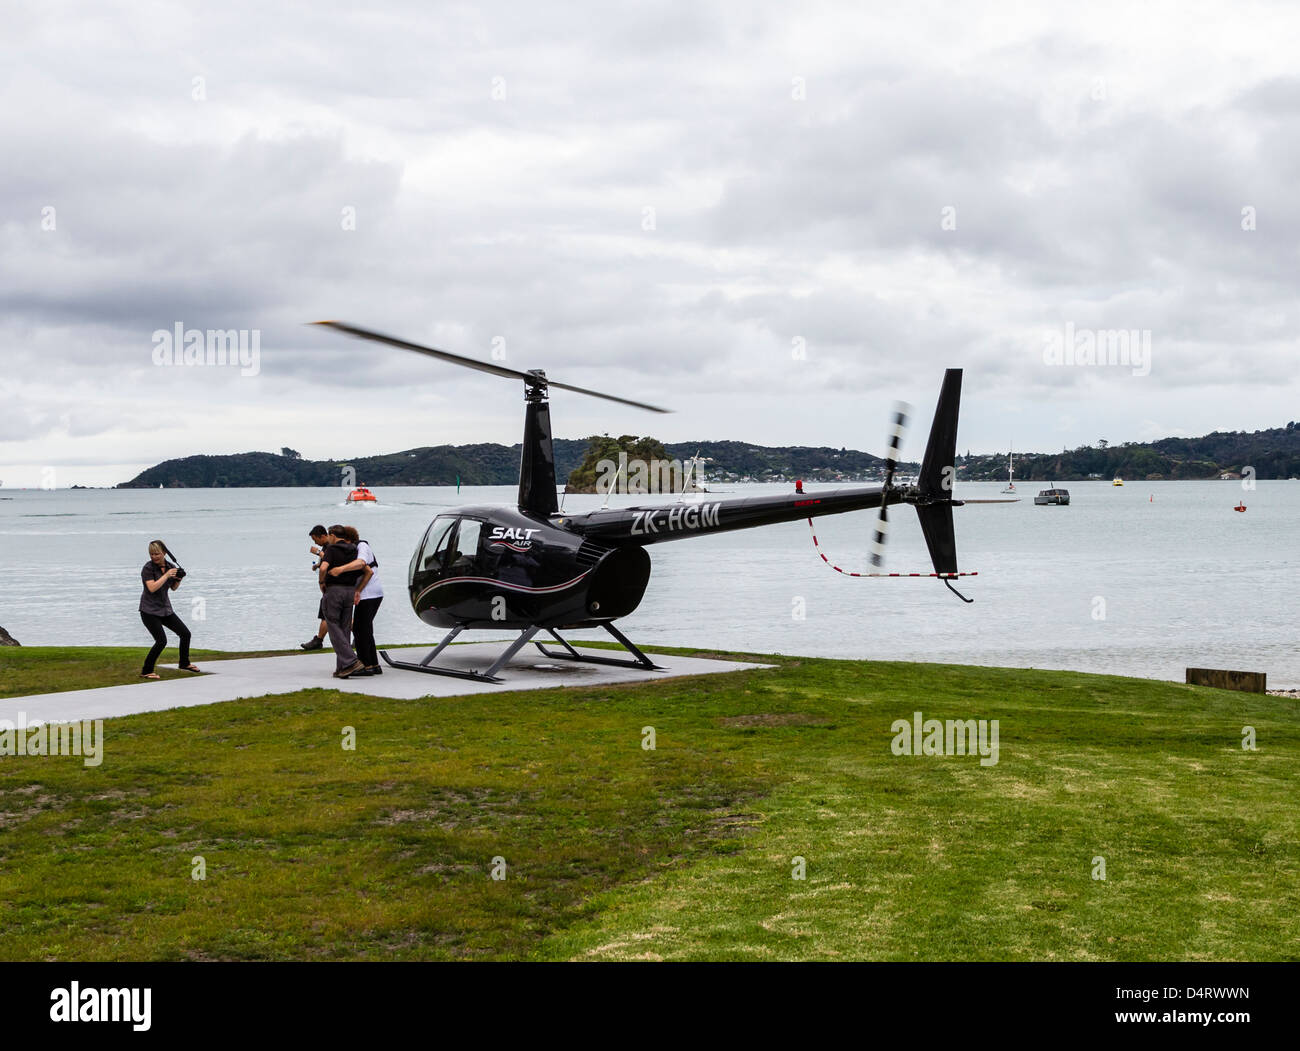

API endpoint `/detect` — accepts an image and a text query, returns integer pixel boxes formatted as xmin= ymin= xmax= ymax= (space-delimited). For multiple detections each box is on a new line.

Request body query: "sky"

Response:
xmin=3 ymin=0 xmax=1299 ymax=487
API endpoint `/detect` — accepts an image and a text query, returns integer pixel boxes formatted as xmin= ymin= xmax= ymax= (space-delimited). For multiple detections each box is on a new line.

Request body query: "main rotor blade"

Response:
xmin=545 ymin=377 xmax=671 ymax=413
xmin=312 ymin=321 xmax=671 ymax=414
xmin=314 ymin=321 xmax=532 ymax=382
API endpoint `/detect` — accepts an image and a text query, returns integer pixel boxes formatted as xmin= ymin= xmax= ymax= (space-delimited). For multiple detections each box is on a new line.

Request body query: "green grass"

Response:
xmin=0 ymin=646 xmax=1296 ymax=961
xmin=0 ymin=646 xmax=277 ymax=697
xmin=0 ymin=643 xmax=424 ymax=697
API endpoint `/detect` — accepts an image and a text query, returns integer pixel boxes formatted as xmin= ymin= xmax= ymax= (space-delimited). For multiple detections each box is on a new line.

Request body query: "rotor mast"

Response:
xmin=519 ymin=370 xmax=559 ymax=517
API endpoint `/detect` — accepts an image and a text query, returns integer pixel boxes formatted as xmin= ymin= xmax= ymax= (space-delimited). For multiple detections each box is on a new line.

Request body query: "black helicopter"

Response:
xmin=316 ymin=321 xmax=970 ymax=682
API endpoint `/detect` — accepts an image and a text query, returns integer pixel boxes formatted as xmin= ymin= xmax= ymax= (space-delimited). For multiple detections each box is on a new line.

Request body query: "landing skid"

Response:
xmin=378 ymin=621 xmax=663 ymax=684
xmin=379 ymin=624 xmax=540 ymax=684
xmin=533 ymin=622 xmax=664 ymax=672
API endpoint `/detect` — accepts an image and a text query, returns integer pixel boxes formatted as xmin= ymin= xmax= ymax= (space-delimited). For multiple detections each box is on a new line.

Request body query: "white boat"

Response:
xmin=1035 ymin=486 xmax=1070 ymax=506
xmin=1000 ymin=445 xmax=1016 ymax=493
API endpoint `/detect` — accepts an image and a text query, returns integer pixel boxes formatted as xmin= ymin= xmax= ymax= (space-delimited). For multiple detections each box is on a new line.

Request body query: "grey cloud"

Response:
xmin=3 ymin=2 xmax=1300 ymax=485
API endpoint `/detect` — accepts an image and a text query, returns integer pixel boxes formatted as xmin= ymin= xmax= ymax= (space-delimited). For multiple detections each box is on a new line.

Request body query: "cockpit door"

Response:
xmin=411 ymin=516 xmax=457 ymax=581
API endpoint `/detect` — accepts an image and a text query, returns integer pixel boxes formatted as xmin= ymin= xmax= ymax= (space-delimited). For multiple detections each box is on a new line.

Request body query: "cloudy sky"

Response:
xmin=3 ymin=0 xmax=1299 ymax=487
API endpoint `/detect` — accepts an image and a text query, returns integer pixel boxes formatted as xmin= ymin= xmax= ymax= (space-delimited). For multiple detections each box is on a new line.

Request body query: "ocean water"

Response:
xmin=1 ymin=480 xmax=1296 ymax=686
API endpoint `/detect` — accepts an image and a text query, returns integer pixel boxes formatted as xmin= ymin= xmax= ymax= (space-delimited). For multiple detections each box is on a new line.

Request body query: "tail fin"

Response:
xmin=915 ymin=503 xmax=957 ymax=576
xmin=915 ymin=369 xmax=962 ymax=578
xmin=918 ymin=368 xmax=962 ymax=499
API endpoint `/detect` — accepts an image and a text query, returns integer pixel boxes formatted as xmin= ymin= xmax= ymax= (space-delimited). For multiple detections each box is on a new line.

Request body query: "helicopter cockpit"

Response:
xmin=411 ymin=515 xmax=485 ymax=582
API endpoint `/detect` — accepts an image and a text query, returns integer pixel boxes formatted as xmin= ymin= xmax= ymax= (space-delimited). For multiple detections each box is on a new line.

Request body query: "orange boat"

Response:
xmin=346 ymin=485 xmax=377 ymax=503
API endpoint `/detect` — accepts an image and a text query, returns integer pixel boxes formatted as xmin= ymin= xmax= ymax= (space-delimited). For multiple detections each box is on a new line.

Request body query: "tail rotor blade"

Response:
xmin=871 ymin=401 xmax=908 ymax=568
xmin=883 ymin=402 xmax=910 ymax=487
xmin=870 ymin=503 xmax=889 ymax=568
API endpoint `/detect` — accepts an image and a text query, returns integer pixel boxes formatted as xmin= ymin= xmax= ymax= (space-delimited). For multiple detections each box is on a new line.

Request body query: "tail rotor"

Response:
xmin=869 ymin=402 xmax=910 ymax=569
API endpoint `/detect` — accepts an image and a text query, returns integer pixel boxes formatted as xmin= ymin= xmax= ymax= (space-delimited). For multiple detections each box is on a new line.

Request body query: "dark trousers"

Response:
xmin=322 ymin=586 xmax=359 ymax=671
xmin=141 ymin=611 xmax=191 ymax=673
xmin=353 ymin=596 xmax=383 ymax=667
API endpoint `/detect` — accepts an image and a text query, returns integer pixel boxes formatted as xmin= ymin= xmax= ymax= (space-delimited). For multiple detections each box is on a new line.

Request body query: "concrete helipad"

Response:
xmin=1 ymin=642 xmax=771 ymax=725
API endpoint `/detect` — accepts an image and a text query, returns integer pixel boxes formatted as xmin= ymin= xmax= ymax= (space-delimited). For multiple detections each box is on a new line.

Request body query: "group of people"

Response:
xmin=300 ymin=524 xmax=385 ymax=679
xmin=136 ymin=525 xmax=384 ymax=681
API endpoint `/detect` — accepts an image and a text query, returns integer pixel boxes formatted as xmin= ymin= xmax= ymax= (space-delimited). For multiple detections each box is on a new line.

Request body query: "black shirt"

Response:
xmin=140 ymin=561 xmax=175 ymax=616
xmin=322 ymin=541 xmax=361 ymax=587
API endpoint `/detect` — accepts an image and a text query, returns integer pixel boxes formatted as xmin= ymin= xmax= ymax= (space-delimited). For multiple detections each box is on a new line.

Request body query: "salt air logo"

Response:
xmin=151 ymin=322 xmax=261 ymax=376
xmin=891 ymin=711 xmax=1000 ymax=767
xmin=1043 ymin=322 xmax=1151 ymax=377
xmin=0 ymin=712 xmax=103 ymax=767
xmin=630 ymin=501 xmax=722 ymax=536
xmin=50 ymin=982 xmax=151 ymax=1031
xmin=489 ymin=526 xmax=540 ymax=548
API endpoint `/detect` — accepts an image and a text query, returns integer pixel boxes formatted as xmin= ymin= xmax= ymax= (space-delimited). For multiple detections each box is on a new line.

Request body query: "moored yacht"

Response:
xmin=1034 ymin=485 xmax=1070 ymax=506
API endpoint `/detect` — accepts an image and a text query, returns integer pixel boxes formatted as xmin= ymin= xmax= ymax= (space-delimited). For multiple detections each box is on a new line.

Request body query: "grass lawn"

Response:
xmin=0 ymin=645 xmax=1296 ymax=961
xmin=0 ymin=645 xmax=303 ymax=697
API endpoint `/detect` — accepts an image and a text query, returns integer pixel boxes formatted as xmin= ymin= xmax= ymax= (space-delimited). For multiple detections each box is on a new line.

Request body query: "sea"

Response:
xmin=1 ymin=480 xmax=1296 ymax=687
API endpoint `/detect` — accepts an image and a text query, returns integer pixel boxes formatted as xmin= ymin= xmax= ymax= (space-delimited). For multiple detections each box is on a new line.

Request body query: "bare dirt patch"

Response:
xmin=374 ymin=787 xmax=540 ymax=830
xmin=719 ymin=713 xmax=830 ymax=728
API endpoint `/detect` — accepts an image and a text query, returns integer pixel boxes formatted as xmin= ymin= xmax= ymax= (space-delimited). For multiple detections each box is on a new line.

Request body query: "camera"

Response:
xmin=169 ymin=562 xmax=187 ymax=581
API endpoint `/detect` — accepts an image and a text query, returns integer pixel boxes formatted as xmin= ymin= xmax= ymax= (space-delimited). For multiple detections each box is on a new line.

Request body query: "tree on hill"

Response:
xmin=565 ymin=435 xmax=680 ymax=493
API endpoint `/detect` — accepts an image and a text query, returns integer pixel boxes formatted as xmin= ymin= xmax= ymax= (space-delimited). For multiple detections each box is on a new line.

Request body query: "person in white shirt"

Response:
xmin=325 ymin=525 xmax=384 ymax=675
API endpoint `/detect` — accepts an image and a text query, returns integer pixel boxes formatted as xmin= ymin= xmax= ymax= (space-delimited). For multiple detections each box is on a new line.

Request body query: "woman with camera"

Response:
xmin=140 ymin=540 xmax=199 ymax=678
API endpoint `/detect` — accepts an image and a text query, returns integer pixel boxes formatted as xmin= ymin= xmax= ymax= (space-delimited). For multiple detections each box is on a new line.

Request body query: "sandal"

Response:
xmin=180 ymin=664 xmax=201 ymax=673
xmin=142 ymin=672 xmax=161 ymax=680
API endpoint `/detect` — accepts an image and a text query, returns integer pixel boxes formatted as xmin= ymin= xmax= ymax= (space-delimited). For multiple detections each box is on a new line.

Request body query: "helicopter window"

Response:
xmin=409 ymin=522 xmax=432 ymax=579
xmin=419 ymin=517 xmax=457 ymax=574
xmin=449 ymin=518 xmax=482 ymax=575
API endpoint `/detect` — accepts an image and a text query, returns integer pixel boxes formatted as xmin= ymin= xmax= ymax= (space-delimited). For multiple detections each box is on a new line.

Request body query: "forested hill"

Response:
xmin=961 ymin=423 xmax=1300 ymax=482
xmin=119 ymin=442 xmax=590 ymax=489
xmin=117 ymin=440 xmax=887 ymax=488
xmin=117 ymin=420 xmax=1300 ymax=488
